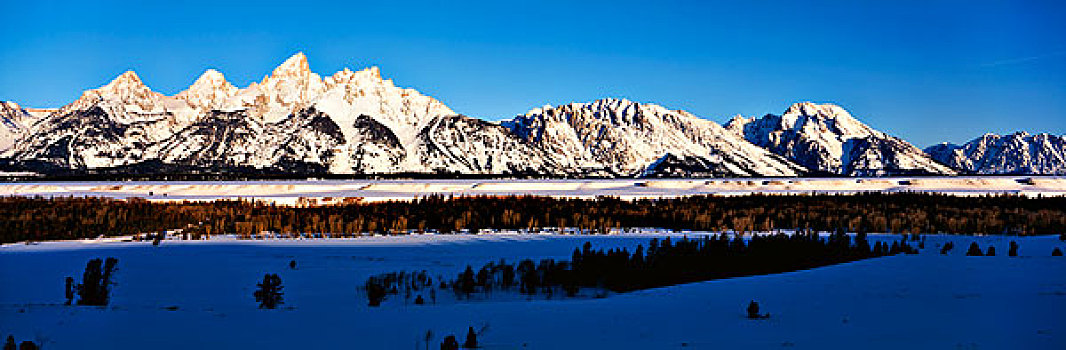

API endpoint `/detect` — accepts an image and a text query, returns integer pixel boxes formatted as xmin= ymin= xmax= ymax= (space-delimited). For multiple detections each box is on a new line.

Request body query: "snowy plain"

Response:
xmin=1 ymin=176 xmax=1065 ymax=204
xmin=2 ymin=233 xmax=1064 ymax=349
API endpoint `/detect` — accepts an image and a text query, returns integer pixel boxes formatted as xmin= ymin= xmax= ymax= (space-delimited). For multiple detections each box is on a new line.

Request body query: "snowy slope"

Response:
xmin=925 ymin=132 xmax=1066 ymax=174
xmin=725 ymin=102 xmax=956 ymax=176
xmin=504 ymin=98 xmax=806 ymax=177
xmin=0 ymin=101 xmax=37 ymax=154
xmin=415 ymin=115 xmax=566 ymax=174
xmin=1 ymin=234 xmax=1062 ymax=349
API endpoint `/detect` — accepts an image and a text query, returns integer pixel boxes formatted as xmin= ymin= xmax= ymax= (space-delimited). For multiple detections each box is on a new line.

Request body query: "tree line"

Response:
xmin=2 ymin=192 xmax=1065 ymax=243
xmin=365 ymin=232 xmax=917 ymax=305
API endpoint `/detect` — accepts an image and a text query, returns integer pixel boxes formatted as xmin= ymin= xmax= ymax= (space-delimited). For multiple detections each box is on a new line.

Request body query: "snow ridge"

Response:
xmin=4 ymin=54 xmax=1062 ymax=176
xmin=925 ymin=132 xmax=1066 ymax=174
xmin=504 ymin=98 xmax=805 ymax=177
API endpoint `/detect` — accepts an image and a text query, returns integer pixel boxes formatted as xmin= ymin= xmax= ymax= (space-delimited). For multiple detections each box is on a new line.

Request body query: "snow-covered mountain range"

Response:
xmin=724 ymin=103 xmax=956 ymax=176
xmin=1 ymin=53 xmax=1062 ymax=177
xmin=925 ymin=132 xmax=1066 ymax=174
xmin=503 ymin=98 xmax=804 ymax=177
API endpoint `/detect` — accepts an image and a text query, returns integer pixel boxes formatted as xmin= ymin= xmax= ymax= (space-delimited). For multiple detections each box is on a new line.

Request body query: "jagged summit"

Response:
xmin=326 ymin=66 xmax=385 ymax=87
xmin=106 ymin=70 xmax=145 ymax=87
xmin=61 ymin=70 xmax=167 ymax=116
xmin=190 ymin=69 xmax=228 ymax=87
xmin=271 ymin=52 xmax=312 ymax=78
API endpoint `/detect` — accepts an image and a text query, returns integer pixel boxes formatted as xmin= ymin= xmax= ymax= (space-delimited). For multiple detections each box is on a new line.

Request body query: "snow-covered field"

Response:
xmin=2 ymin=176 xmax=1065 ymax=204
xmin=2 ymin=233 xmax=1064 ymax=349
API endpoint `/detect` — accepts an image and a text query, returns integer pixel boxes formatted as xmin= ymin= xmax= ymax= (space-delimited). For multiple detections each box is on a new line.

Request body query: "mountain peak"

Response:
xmin=101 ymin=71 xmax=147 ymax=91
xmin=784 ymin=102 xmax=848 ymax=118
xmin=325 ymin=66 xmax=386 ymax=87
xmin=79 ymin=70 xmax=161 ymax=106
xmin=178 ymin=69 xmax=238 ymax=110
xmin=193 ymin=69 xmax=227 ymax=84
xmin=271 ymin=52 xmax=311 ymax=78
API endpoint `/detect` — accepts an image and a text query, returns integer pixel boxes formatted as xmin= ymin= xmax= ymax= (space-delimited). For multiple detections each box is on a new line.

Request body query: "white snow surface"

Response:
xmin=1 ymin=176 xmax=1064 ymax=204
xmin=1 ymin=233 xmax=1063 ymax=349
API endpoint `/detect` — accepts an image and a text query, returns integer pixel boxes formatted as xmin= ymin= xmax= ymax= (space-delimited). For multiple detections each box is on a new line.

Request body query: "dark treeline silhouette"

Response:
xmin=366 ymin=232 xmax=916 ymax=305
xmin=4 ymin=192 xmax=1065 ymax=243
xmin=451 ymin=232 xmax=914 ymax=294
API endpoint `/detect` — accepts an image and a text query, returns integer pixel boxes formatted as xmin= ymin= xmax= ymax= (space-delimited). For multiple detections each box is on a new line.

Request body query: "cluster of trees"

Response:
xmin=438 ymin=327 xmax=480 ymax=350
xmin=66 ymin=257 xmax=118 ymax=306
xmin=952 ymin=240 xmax=1055 ymax=257
xmin=453 ymin=232 xmax=914 ymax=295
xmin=3 ymin=336 xmax=38 ymax=350
xmin=4 ymin=193 xmax=1065 ymax=243
xmin=364 ymin=271 xmax=435 ymax=306
xmin=365 ymin=232 xmax=915 ymax=305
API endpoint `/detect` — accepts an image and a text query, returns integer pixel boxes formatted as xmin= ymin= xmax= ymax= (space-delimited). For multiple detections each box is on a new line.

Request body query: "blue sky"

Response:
xmin=1 ymin=0 xmax=1063 ymax=146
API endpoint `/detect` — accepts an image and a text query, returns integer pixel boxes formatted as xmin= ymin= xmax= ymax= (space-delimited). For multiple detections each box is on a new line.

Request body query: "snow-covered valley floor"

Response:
xmin=2 ymin=176 xmax=1065 ymax=204
xmin=2 ymin=233 xmax=1064 ymax=349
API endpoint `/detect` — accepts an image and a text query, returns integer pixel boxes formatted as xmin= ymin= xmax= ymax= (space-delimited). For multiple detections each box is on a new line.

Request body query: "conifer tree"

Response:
xmin=76 ymin=257 xmax=118 ymax=306
xmin=441 ymin=335 xmax=459 ymax=350
xmin=940 ymin=241 xmax=955 ymax=255
xmin=254 ymin=274 xmax=284 ymax=309
xmin=747 ymin=300 xmax=763 ymax=319
xmin=462 ymin=327 xmax=478 ymax=348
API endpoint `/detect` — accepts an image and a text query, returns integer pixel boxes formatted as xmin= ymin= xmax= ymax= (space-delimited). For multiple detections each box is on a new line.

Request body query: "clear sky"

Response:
xmin=1 ymin=0 xmax=1063 ymax=147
